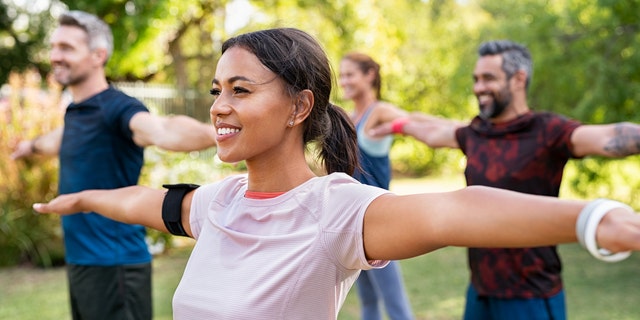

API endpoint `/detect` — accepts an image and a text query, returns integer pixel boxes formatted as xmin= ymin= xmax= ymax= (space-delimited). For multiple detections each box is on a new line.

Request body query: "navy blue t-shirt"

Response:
xmin=59 ymin=86 xmax=151 ymax=265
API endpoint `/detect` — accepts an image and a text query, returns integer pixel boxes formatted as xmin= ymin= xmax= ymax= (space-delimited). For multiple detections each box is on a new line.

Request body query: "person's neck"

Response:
xmin=353 ymin=92 xmax=377 ymax=111
xmin=490 ymin=97 xmax=530 ymax=124
xmin=245 ymin=160 xmax=316 ymax=193
xmin=69 ymin=76 xmax=110 ymax=103
xmin=244 ymin=135 xmax=317 ymax=193
xmin=351 ymin=93 xmax=377 ymax=123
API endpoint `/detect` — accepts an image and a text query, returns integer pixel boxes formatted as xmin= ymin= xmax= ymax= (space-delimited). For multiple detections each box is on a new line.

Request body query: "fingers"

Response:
xmin=10 ymin=141 xmax=31 ymax=160
xmin=32 ymin=195 xmax=81 ymax=215
xmin=598 ymin=208 xmax=640 ymax=252
xmin=33 ymin=203 xmax=54 ymax=214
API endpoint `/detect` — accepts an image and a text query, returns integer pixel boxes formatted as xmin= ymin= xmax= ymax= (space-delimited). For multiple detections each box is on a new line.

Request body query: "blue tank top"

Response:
xmin=59 ymin=87 xmax=151 ymax=265
xmin=352 ymin=105 xmax=393 ymax=189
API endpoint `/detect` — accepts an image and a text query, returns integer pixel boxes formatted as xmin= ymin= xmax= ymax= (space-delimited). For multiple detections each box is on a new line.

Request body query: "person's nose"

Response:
xmin=209 ymin=96 xmax=232 ymax=124
xmin=50 ymin=47 xmax=62 ymax=64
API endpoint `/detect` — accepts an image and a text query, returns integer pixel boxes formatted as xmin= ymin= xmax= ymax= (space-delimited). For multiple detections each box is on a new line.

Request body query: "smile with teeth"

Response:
xmin=217 ymin=127 xmax=240 ymax=135
xmin=478 ymin=94 xmax=492 ymax=105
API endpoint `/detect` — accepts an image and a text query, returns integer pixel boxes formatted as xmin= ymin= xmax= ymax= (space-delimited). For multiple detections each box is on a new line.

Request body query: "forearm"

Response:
xmin=32 ymin=127 xmax=63 ymax=155
xmin=401 ymin=113 xmax=462 ymax=149
xmin=430 ymin=186 xmax=581 ymax=247
xmin=604 ymin=122 xmax=640 ymax=157
xmin=35 ymin=186 xmax=168 ymax=232
xmin=572 ymin=122 xmax=640 ymax=157
xmin=155 ymin=115 xmax=216 ymax=151
xmin=365 ymin=186 xmax=611 ymax=260
xmin=11 ymin=128 xmax=62 ymax=159
xmin=436 ymin=187 xmax=639 ymax=262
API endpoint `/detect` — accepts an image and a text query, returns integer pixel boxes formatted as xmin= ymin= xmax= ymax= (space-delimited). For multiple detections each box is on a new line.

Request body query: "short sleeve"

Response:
xmin=319 ymin=176 xmax=391 ymax=270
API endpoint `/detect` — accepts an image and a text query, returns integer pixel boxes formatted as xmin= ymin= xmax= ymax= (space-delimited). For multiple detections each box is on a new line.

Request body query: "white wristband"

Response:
xmin=576 ymin=199 xmax=632 ymax=262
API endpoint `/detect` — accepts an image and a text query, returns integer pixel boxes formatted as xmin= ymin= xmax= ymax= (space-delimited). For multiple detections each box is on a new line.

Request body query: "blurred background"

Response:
xmin=1 ymin=0 xmax=639 ymax=269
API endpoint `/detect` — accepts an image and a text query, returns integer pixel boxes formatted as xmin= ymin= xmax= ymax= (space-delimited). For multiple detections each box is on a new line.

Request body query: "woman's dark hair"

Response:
xmin=221 ymin=28 xmax=359 ymax=175
xmin=342 ymin=52 xmax=382 ymax=100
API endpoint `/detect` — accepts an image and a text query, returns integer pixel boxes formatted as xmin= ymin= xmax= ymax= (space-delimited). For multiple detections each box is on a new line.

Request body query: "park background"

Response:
xmin=1 ymin=0 xmax=639 ymax=318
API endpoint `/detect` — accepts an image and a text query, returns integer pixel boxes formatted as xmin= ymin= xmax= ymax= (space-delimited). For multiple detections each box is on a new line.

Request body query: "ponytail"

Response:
xmin=317 ymin=103 xmax=360 ymax=175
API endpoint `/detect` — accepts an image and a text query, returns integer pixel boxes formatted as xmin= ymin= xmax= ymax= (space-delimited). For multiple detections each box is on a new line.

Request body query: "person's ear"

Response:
xmin=288 ymin=89 xmax=314 ymax=127
xmin=92 ymin=48 xmax=108 ymax=67
xmin=512 ymin=70 xmax=528 ymax=90
xmin=365 ymin=69 xmax=377 ymax=87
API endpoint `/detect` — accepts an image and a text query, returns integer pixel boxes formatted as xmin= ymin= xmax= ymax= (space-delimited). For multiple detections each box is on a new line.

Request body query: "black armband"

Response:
xmin=162 ymin=183 xmax=200 ymax=237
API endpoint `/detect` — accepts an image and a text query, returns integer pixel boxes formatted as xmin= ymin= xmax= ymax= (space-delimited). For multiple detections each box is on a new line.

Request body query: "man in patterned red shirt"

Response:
xmin=370 ymin=40 xmax=640 ymax=319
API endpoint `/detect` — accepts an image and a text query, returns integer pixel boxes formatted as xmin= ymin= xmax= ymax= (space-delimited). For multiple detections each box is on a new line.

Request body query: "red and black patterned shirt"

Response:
xmin=455 ymin=111 xmax=581 ymax=298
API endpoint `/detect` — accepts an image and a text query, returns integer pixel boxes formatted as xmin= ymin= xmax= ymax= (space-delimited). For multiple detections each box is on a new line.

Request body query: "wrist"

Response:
xmin=391 ymin=117 xmax=410 ymax=135
xmin=576 ymin=198 xmax=633 ymax=262
xmin=30 ymin=136 xmax=40 ymax=154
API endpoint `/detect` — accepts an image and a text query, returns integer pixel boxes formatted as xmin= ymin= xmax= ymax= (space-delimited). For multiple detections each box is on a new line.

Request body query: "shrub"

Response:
xmin=0 ymin=69 xmax=65 ymax=267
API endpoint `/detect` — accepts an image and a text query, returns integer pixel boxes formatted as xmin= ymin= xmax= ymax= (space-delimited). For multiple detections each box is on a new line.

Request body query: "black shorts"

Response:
xmin=67 ymin=263 xmax=152 ymax=320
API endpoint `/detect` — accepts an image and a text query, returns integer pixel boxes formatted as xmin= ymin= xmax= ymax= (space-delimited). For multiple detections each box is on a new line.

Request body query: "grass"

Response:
xmin=0 ymin=245 xmax=191 ymax=320
xmin=1 ymin=176 xmax=639 ymax=319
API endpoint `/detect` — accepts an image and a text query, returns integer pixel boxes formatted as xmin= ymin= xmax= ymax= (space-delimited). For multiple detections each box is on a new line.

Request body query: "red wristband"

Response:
xmin=391 ymin=117 xmax=409 ymax=134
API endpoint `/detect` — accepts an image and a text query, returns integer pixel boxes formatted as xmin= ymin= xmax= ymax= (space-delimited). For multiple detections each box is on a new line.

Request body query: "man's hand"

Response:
xmin=33 ymin=194 xmax=86 ymax=215
xmin=11 ymin=140 xmax=35 ymax=160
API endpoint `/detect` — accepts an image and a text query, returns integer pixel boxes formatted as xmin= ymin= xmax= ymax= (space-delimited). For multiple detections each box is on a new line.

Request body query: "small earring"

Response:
xmin=288 ymin=120 xmax=295 ymax=127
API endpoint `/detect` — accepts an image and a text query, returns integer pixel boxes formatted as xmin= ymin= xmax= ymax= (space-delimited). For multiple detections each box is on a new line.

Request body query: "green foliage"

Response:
xmin=0 ymin=70 xmax=65 ymax=267
xmin=562 ymin=158 xmax=640 ymax=209
xmin=475 ymin=0 xmax=640 ymax=123
xmin=0 ymin=1 xmax=58 ymax=84
xmin=58 ymin=0 xmax=229 ymax=92
xmin=3 ymin=0 xmax=640 ymax=265
xmin=476 ymin=0 xmax=640 ymax=208
xmin=390 ymin=138 xmax=466 ymax=177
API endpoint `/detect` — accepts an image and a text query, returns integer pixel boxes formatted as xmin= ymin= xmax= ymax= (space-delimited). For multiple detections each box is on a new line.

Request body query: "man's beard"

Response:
xmin=478 ymin=89 xmax=511 ymax=120
xmin=53 ymin=65 xmax=90 ymax=87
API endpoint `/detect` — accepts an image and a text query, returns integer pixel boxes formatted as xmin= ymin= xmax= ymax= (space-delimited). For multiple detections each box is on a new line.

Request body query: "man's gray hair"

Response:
xmin=58 ymin=10 xmax=113 ymax=64
xmin=478 ymin=40 xmax=532 ymax=90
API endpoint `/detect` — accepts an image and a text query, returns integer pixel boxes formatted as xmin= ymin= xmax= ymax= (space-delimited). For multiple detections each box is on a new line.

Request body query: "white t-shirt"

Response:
xmin=172 ymin=172 xmax=390 ymax=319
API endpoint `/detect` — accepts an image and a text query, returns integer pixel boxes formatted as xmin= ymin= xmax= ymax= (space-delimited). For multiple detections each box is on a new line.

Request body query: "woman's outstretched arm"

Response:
xmin=33 ymin=186 xmax=195 ymax=237
xmin=363 ymin=185 xmax=640 ymax=261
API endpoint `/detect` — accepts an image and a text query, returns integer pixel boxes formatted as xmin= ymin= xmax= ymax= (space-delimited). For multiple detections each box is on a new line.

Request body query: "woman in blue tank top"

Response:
xmin=339 ymin=52 xmax=414 ymax=320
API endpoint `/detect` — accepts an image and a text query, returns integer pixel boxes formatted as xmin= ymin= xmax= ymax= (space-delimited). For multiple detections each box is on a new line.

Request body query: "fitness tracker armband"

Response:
xmin=162 ymin=183 xmax=200 ymax=237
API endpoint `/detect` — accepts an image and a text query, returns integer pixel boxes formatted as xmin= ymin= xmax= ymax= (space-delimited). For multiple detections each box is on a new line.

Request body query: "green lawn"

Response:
xmin=1 ymin=176 xmax=639 ymax=319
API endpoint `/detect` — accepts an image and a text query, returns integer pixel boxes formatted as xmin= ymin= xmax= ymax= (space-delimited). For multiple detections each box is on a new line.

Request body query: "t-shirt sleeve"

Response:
xmin=320 ymin=176 xmax=391 ymax=270
xmin=187 ymin=175 xmax=247 ymax=239
xmin=188 ymin=183 xmax=220 ymax=239
xmin=543 ymin=113 xmax=581 ymax=158
xmin=454 ymin=126 xmax=468 ymax=154
xmin=118 ymin=99 xmax=148 ymax=138
xmin=102 ymin=90 xmax=149 ymax=139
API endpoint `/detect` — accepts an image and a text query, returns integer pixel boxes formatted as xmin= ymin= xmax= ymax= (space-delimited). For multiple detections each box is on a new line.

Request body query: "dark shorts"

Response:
xmin=463 ymin=284 xmax=566 ymax=320
xmin=67 ymin=263 xmax=152 ymax=320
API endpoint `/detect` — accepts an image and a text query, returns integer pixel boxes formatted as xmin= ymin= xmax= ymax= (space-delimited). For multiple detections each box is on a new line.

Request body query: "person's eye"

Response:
xmin=233 ymin=87 xmax=249 ymax=94
xmin=209 ymin=88 xmax=221 ymax=96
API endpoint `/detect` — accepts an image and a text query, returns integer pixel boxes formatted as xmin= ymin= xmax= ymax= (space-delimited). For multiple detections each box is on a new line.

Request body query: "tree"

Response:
xmin=0 ymin=0 xmax=60 ymax=84
xmin=475 ymin=0 xmax=640 ymax=206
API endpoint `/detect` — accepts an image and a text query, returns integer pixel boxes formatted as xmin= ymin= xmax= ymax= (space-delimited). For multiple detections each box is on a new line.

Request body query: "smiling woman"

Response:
xmin=32 ymin=27 xmax=640 ymax=320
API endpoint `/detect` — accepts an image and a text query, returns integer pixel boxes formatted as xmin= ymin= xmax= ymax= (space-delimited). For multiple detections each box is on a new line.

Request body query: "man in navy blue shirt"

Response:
xmin=12 ymin=10 xmax=215 ymax=320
